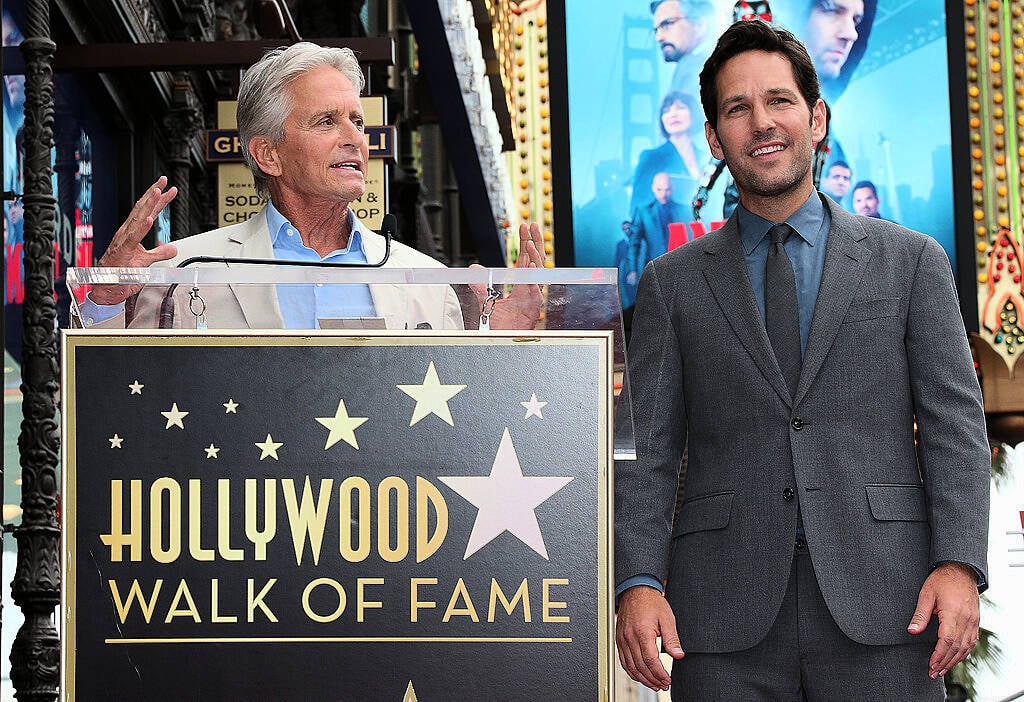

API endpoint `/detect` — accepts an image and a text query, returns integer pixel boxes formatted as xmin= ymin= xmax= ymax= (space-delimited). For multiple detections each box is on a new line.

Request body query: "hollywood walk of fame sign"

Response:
xmin=61 ymin=330 xmax=614 ymax=701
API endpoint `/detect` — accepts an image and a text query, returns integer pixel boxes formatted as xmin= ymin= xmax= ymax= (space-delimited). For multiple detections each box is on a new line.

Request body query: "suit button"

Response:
xmin=782 ymin=487 xmax=795 ymax=502
xmin=791 ymin=417 xmax=804 ymax=430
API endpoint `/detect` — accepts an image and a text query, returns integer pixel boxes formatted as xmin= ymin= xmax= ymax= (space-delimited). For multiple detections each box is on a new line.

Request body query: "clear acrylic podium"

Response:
xmin=66 ymin=265 xmax=636 ymax=458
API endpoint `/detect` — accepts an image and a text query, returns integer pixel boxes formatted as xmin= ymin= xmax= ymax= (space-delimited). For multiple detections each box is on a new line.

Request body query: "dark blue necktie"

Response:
xmin=765 ymin=223 xmax=802 ymax=398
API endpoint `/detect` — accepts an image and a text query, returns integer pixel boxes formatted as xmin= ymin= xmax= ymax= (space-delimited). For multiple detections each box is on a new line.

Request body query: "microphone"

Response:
xmin=157 ymin=214 xmax=398 ymax=328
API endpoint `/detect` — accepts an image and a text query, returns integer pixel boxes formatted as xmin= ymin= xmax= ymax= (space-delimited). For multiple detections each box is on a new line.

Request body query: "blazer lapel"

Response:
xmin=702 ymin=221 xmax=795 ymax=406
xmin=361 ymin=228 xmax=406 ymax=327
xmin=794 ymin=199 xmax=870 ymax=403
xmin=227 ymin=208 xmax=285 ymax=328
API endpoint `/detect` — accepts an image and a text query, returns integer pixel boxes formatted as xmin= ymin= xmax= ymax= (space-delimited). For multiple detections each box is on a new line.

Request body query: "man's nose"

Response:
xmin=337 ymin=121 xmax=364 ymax=147
xmin=751 ymin=104 xmax=775 ymax=132
xmin=836 ymin=15 xmax=859 ymax=42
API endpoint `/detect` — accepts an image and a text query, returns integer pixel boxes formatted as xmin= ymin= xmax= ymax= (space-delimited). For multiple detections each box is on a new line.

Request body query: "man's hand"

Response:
xmin=615 ymin=585 xmax=684 ymax=692
xmin=91 ymin=176 xmax=179 ymax=305
xmin=907 ymin=562 xmax=980 ymax=679
xmin=470 ymin=222 xmax=546 ymax=329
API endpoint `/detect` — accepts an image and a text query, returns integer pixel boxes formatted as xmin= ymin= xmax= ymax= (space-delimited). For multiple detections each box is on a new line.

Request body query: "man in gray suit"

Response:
xmin=615 ymin=20 xmax=989 ymax=700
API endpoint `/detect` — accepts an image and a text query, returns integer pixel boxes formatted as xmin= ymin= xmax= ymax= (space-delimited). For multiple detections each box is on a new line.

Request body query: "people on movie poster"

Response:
xmin=629 ymin=90 xmax=709 ymax=214
xmin=633 ymin=0 xmax=881 ymax=241
xmin=821 ymin=159 xmax=853 ymax=206
xmin=567 ymin=0 xmax=956 ymax=309
xmin=651 ymin=0 xmax=716 ymax=101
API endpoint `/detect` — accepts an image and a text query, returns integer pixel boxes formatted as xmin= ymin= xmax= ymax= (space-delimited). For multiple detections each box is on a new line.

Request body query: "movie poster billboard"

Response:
xmin=556 ymin=0 xmax=961 ymax=308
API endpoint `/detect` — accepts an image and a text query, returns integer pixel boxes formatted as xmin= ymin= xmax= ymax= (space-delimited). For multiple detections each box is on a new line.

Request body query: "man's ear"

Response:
xmin=705 ymin=121 xmax=724 ymax=160
xmin=249 ymin=136 xmax=282 ymax=177
xmin=810 ymin=99 xmax=827 ymax=145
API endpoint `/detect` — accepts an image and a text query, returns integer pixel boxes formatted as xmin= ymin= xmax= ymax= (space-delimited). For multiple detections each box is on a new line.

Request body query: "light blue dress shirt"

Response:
xmin=265 ymin=202 xmax=377 ymax=328
xmin=737 ymin=191 xmax=830 ymax=355
xmin=79 ymin=203 xmax=379 ymax=328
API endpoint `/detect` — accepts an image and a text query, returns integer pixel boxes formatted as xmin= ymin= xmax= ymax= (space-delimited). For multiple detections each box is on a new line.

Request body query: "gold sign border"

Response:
xmin=61 ymin=329 xmax=615 ymax=701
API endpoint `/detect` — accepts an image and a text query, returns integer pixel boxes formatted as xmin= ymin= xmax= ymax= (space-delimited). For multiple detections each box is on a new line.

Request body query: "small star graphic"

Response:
xmin=397 ymin=361 xmax=466 ymax=426
xmin=128 ymin=380 xmax=144 ymax=395
xmin=223 ymin=399 xmax=239 ymax=413
xmin=204 ymin=444 xmax=220 ymax=459
xmin=109 ymin=434 xmax=124 ymax=449
xmin=439 ymin=428 xmax=573 ymax=559
xmin=521 ymin=393 xmax=548 ymax=419
xmin=316 ymin=399 xmax=368 ymax=450
xmin=255 ymin=434 xmax=283 ymax=460
xmin=403 ymin=682 xmax=418 ymax=702
xmin=161 ymin=403 xmax=189 ymax=429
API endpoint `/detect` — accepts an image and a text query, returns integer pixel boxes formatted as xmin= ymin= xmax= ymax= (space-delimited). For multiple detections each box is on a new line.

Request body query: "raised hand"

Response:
xmin=91 ymin=176 xmax=179 ymax=305
xmin=470 ymin=222 xmax=546 ymax=330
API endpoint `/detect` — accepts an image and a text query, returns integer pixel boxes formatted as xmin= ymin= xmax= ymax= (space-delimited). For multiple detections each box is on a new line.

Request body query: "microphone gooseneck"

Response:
xmin=157 ymin=213 xmax=398 ymax=328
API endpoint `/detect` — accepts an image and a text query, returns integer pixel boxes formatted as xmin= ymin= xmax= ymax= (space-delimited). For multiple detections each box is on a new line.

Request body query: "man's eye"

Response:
xmin=320 ymin=117 xmax=334 ymax=126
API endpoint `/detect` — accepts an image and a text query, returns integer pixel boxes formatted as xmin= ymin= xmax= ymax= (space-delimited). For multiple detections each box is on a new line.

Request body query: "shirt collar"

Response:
xmin=266 ymin=200 xmax=364 ymax=258
xmin=737 ymin=190 xmax=824 ymax=255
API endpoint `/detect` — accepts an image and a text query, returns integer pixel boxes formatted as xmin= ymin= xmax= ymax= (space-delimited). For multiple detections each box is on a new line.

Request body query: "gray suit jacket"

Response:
xmin=87 ymin=207 xmax=464 ymax=330
xmin=615 ymin=195 xmax=990 ymax=652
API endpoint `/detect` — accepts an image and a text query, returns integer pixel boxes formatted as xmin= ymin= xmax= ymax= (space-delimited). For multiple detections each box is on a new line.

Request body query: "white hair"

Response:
xmin=237 ymin=42 xmax=365 ymax=198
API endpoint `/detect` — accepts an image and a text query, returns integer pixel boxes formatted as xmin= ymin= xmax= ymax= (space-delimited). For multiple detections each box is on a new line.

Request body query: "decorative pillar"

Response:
xmin=11 ymin=0 xmax=61 ymax=698
xmin=163 ymin=78 xmax=203 ymax=240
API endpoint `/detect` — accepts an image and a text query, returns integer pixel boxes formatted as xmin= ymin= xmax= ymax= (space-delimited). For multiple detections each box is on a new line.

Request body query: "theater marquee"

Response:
xmin=62 ymin=331 xmax=614 ymax=701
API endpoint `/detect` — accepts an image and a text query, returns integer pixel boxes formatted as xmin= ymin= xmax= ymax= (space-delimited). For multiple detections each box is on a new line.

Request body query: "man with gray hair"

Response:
xmin=80 ymin=42 xmax=544 ymax=330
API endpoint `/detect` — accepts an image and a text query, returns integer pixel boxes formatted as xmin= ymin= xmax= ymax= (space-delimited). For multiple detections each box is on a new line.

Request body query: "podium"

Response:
xmin=61 ymin=266 xmax=633 ymax=701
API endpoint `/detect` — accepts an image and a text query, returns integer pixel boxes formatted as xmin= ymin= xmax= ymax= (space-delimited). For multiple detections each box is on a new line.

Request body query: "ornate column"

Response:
xmin=11 ymin=0 xmax=61 ymax=698
xmin=163 ymin=78 xmax=203 ymax=240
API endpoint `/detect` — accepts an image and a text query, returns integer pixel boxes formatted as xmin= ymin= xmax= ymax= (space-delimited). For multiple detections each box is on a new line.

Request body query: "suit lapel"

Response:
xmin=226 ymin=209 xmax=285 ymax=328
xmin=702 ymin=220 xmax=795 ymax=406
xmin=794 ymin=199 xmax=870 ymax=403
xmin=361 ymin=229 xmax=406 ymax=326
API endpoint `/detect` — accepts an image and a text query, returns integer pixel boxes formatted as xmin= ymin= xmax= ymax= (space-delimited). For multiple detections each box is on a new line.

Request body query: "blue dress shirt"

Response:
xmin=79 ymin=203 xmax=379 ymax=328
xmin=265 ymin=202 xmax=377 ymax=328
xmin=737 ymin=192 xmax=830 ymax=355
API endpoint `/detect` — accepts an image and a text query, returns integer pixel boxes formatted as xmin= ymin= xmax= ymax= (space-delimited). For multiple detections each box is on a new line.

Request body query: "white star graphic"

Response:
xmin=521 ymin=393 xmax=548 ymax=419
xmin=223 ymin=399 xmax=239 ymax=413
xmin=204 ymin=444 xmax=220 ymax=459
xmin=316 ymin=399 xmax=368 ymax=450
xmin=161 ymin=403 xmax=189 ymax=429
xmin=109 ymin=434 xmax=124 ymax=449
xmin=255 ymin=434 xmax=283 ymax=460
xmin=439 ymin=428 xmax=572 ymax=559
xmin=128 ymin=380 xmax=144 ymax=395
xmin=397 ymin=361 xmax=466 ymax=426
xmin=403 ymin=682 xmax=418 ymax=702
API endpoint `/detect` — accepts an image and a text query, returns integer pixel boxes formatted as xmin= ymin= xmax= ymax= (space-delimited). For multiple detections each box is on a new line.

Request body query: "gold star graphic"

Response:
xmin=255 ymin=434 xmax=283 ymax=460
xmin=161 ymin=403 xmax=189 ymax=429
xmin=109 ymin=434 xmax=124 ymax=449
xmin=316 ymin=399 xmax=368 ymax=450
xmin=402 ymin=682 xmax=418 ymax=702
xmin=223 ymin=399 xmax=239 ymax=413
xmin=397 ymin=361 xmax=466 ymax=426
xmin=128 ymin=380 xmax=144 ymax=395
xmin=521 ymin=392 xmax=548 ymax=419
xmin=204 ymin=444 xmax=220 ymax=459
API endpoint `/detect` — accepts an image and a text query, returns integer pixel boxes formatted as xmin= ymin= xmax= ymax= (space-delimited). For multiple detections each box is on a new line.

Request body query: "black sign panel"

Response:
xmin=63 ymin=332 xmax=613 ymax=701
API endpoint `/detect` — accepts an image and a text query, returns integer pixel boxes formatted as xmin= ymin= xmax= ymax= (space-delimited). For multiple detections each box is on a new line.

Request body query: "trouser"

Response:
xmin=671 ymin=538 xmax=944 ymax=701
